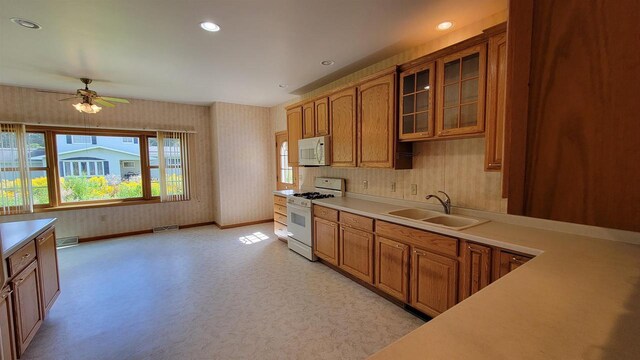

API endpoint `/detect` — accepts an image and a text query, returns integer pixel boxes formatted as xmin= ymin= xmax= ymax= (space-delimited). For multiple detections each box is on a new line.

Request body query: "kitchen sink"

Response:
xmin=387 ymin=208 xmax=442 ymax=220
xmin=384 ymin=208 xmax=488 ymax=230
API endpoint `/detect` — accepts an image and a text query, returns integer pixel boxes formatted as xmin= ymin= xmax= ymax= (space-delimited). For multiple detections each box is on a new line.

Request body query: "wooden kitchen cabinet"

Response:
xmin=11 ymin=261 xmax=43 ymax=356
xmin=459 ymin=241 xmax=492 ymax=302
xmin=302 ymin=102 xmax=315 ymax=138
xmin=314 ymin=98 xmax=330 ymax=136
xmin=36 ymin=227 xmax=60 ymax=315
xmin=493 ymin=249 xmax=532 ymax=280
xmin=411 ymin=247 xmax=458 ymax=317
xmin=286 ymin=106 xmax=303 ymax=166
xmin=313 ymin=217 xmax=339 ymax=266
xmin=399 ymin=62 xmax=436 ymax=141
xmin=436 ymin=44 xmax=487 ymax=138
xmin=485 ymin=32 xmax=507 ymax=171
xmin=358 ymin=71 xmax=396 ymax=168
xmin=375 ymin=236 xmax=409 ymax=302
xmin=0 ymin=286 xmax=16 ymax=360
xmin=329 ymin=87 xmax=357 ymax=167
xmin=339 ymin=225 xmax=374 ymax=284
xmin=273 ymin=195 xmax=288 ymax=241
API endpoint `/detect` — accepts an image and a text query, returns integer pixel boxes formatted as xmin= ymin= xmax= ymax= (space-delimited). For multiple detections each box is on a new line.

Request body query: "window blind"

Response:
xmin=0 ymin=123 xmax=33 ymax=214
xmin=157 ymin=131 xmax=190 ymax=202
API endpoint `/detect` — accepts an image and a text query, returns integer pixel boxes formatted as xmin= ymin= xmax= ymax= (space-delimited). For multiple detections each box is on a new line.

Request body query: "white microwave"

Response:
xmin=298 ymin=136 xmax=331 ymax=166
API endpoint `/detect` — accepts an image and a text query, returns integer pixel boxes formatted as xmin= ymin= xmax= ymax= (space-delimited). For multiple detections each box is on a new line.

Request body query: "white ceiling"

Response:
xmin=0 ymin=0 xmax=506 ymax=107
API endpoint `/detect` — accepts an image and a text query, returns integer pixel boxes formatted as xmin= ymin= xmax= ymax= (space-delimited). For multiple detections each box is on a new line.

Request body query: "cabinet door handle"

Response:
xmin=1 ymin=290 xmax=12 ymax=299
xmin=15 ymin=278 xmax=25 ymax=285
xmin=512 ymin=257 xmax=524 ymax=264
xmin=395 ymin=244 xmax=404 ymax=249
xmin=413 ymin=250 xmax=426 ymax=256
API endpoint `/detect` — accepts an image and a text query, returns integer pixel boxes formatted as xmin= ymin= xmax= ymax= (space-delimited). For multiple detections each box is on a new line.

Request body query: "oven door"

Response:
xmin=287 ymin=203 xmax=312 ymax=247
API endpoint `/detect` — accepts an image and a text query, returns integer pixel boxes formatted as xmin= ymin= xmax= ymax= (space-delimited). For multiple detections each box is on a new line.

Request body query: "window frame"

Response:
xmin=16 ymin=126 xmax=164 ymax=212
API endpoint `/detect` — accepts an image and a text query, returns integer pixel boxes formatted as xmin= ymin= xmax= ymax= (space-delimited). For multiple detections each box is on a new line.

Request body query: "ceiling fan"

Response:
xmin=47 ymin=78 xmax=130 ymax=114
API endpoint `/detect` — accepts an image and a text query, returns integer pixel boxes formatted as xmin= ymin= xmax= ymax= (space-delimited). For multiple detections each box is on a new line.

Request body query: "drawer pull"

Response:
xmin=16 ymin=278 xmax=25 ymax=285
xmin=22 ymin=253 xmax=31 ymax=259
xmin=512 ymin=257 xmax=524 ymax=264
xmin=1 ymin=290 xmax=12 ymax=299
xmin=414 ymin=250 xmax=427 ymax=256
xmin=396 ymin=244 xmax=403 ymax=249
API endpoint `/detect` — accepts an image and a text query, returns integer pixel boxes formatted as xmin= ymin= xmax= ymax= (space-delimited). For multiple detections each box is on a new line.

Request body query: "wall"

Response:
xmin=272 ymin=11 xmax=508 ymax=213
xmin=210 ymin=102 xmax=274 ymax=226
xmin=0 ymin=85 xmax=214 ymax=238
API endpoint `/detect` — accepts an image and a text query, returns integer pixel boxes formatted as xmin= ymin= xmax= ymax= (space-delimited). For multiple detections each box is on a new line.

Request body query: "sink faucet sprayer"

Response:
xmin=425 ymin=191 xmax=452 ymax=214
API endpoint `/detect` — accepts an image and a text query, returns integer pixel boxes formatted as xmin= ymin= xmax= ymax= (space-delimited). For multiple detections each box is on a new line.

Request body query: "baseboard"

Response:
xmin=79 ymin=221 xmax=216 ymax=243
xmin=215 ymin=219 xmax=273 ymax=229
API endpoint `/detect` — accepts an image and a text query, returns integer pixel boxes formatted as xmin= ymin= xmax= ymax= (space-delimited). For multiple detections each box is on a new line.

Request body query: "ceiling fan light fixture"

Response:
xmin=73 ymin=102 xmax=102 ymax=114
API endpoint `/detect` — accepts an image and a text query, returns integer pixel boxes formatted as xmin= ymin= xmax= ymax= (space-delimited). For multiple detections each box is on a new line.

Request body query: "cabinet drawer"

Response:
xmin=340 ymin=211 xmax=374 ymax=232
xmin=8 ymin=241 xmax=37 ymax=277
xmin=314 ymin=205 xmax=338 ymax=222
xmin=274 ymin=204 xmax=287 ymax=215
xmin=274 ymin=195 xmax=287 ymax=206
xmin=274 ymin=222 xmax=288 ymax=240
xmin=274 ymin=212 xmax=287 ymax=225
xmin=376 ymin=221 xmax=458 ymax=258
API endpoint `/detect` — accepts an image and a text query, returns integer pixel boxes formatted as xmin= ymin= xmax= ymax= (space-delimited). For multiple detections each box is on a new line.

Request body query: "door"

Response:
xmin=302 ymin=102 xmax=315 ymax=138
xmin=0 ymin=286 xmax=16 ymax=360
xmin=286 ymin=203 xmax=312 ymax=247
xmin=436 ymin=44 xmax=487 ymax=137
xmin=329 ymin=87 xmax=357 ymax=167
xmin=375 ymin=236 xmax=409 ymax=302
xmin=11 ymin=261 xmax=43 ymax=356
xmin=459 ymin=241 xmax=492 ymax=302
xmin=313 ymin=217 xmax=339 ymax=265
xmin=399 ymin=62 xmax=435 ymax=140
xmin=286 ymin=107 xmax=303 ymax=166
xmin=411 ymin=247 xmax=458 ymax=317
xmin=493 ymin=250 xmax=531 ymax=280
xmin=339 ymin=226 xmax=374 ymax=284
xmin=275 ymin=131 xmax=298 ymax=190
xmin=315 ymin=98 xmax=330 ymax=136
xmin=36 ymin=227 xmax=60 ymax=314
xmin=358 ymin=72 xmax=396 ymax=168
xmin=485 ymin=33 xmax=507 ymax=171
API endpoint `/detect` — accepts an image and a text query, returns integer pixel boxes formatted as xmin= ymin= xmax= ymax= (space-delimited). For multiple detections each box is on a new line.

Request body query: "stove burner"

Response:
xmin=293 ymin=192 xmax=335 ymax=200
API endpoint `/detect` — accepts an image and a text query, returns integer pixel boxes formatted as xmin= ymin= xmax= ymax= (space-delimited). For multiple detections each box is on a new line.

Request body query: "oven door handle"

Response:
xmin=287 ymin=203 xmax=310 ymax=212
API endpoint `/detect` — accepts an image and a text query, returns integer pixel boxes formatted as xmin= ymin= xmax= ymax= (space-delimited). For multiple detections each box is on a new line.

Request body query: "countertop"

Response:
xmin=1 ymin=218 xmax=57 ymax=259
xmin=310 ymin=196 xmax=640 ymax=359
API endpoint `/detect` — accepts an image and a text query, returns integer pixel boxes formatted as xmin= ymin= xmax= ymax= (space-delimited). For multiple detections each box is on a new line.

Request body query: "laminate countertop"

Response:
xmin=311 ymin=196 xmax=640 ymax=359
xmin=1 ymin=218 xmax=57 ymax=259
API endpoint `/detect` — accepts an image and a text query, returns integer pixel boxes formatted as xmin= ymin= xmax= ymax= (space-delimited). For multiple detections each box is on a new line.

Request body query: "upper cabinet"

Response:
xmin=485 ymin=33 xmax=507 ymax=171
xmin=286 ymin=106 xmax=302 ymax=167
xmin=302 ymin=102 xmax=315 ymax=138
xmin=436 ymin=44 xmax=487 ymax=138
xmin=399 ymin=62 xmax=435 ymax=140
xmin=358 ymin=72 xmax=397 ymax=168
xmin=329 ymin=88 xmax=357 ymax=167
xmin=302 ymin=97 xmax=330 ymax=139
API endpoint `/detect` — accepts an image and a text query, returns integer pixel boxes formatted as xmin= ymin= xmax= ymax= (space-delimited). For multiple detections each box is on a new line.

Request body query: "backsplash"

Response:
xmin=300 ymin=137 xmax=507 ymax=213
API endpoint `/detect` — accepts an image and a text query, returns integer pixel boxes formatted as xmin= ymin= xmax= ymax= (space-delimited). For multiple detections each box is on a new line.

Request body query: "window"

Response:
xmin=122 ymin=161 xmax=136 ymax=168
xmin=156 ymin=131 xmax=190 ymax=202
xmin=71 ymin=135 xmax=93 ymax=144
xmin=280 ymin=142 xmax=294 ymax=184
xmin=122 ymin=137 xmax=139 ymax=144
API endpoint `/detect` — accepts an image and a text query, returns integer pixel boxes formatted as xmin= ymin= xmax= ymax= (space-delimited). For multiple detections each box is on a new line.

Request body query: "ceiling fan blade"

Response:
xmin=58 ymin=96 xmax=80 ymax=102
xmin=98 ymin=96 xmax=129 ymax=104
xmin=37 ymin=90 xmax=75 ymax=96
xmin=93 ymin=98 xmax=116 ymax=108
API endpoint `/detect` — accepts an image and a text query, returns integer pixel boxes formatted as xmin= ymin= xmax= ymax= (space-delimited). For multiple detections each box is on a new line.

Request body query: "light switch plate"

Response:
xmin=411 ymin=184 xmax=417 ymax=195
xmin=391 ymin=182 xmax=396 ymax=192
xmin=363 ymin=180 xmax=368 ymax=190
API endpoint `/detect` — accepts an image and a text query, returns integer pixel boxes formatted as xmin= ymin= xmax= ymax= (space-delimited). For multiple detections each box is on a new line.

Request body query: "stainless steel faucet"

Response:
xmin=425 ymin=191 xmax=452 ymax=214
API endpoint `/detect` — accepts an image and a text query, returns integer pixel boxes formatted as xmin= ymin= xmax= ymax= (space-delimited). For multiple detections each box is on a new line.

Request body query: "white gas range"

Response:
xmin=286 ymin=177 xmax=345 ymax=260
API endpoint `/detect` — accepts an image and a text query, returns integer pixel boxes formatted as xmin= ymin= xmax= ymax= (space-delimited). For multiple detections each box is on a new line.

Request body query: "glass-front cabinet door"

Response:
xmin=436 ymin=44 xmax=487 ymax=137
xmin=399 ymin=62 xmax=435 ymax=141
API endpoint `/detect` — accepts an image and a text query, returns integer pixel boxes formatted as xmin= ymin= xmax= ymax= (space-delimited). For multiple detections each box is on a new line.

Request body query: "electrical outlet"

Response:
xmin=391 ymin=182 xmax=396 ymax=192
xmin=411 ymin=184 xmax=417 ymax=195
xmin=363 ymin=180 xmax=368 ymax=190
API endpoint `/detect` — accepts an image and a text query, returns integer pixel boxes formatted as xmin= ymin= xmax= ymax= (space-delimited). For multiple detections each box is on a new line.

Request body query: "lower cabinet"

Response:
xmin=313 ymin=217 xmax=339 ymax=266
xmin=493 ymin=249 xmax=532 ymax=280
xmin=0 ymin=286 xmax=16 ymax=360
xmin=375 ymin=236 xmax=409 ymax=302
xmin=459 ymin=241 xmax=492 ymax=301
xmin=36 ymin=227 xmax=60 ymax=314
xmin=11 ymin=261 xmax=43 ymax=356
xmin=410 ymin=247 xmax=458 ymax=317
xmin=339 ymin=226 xmax=374 ymax=284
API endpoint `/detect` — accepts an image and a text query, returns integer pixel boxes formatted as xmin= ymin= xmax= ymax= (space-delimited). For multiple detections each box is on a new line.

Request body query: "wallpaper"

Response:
xmin=272 ymin=11 xmax=509 ymax=213
xmin=210 ymin=102 xmax=274 ymax=226
xmin=0 ymin=85 xmax=215 ymax=238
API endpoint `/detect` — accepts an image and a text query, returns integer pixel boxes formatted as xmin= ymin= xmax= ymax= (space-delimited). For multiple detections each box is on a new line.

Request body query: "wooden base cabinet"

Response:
xmin=339 ymin=226 xmax=374 ymax=284
xmin=459 ymin=241 xmax=492 ymax=301
xmin=36 ymin=227 xmax=60 ymax=315
xmin=375 ymin=237 xmax=409 ymax=302
xmin=0 ymin=287 xmax=16 ymax=360
xmin=11 ymin=261 xmax=43 ymax=357
xmin=410 ymin=247 xmax=458 ymax=317
xmin=313 ymin=217 xmax=339 ymax=266
xmin=493 ymin=249 xmax=532 ymax=280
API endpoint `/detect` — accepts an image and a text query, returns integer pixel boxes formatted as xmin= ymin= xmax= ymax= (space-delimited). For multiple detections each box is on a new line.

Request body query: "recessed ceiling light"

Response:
xmin=200 ymin=21 xmax=220 ymax=32
xmin=278 ymin=84 xmax=288 ymax=88
xmin=10 ymin=18 xmax=41 ymax=30
xmin=321 ymin=60 xmax=335 ymax=66
xmin=437 ymin=21 xmax=453 ymax=31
